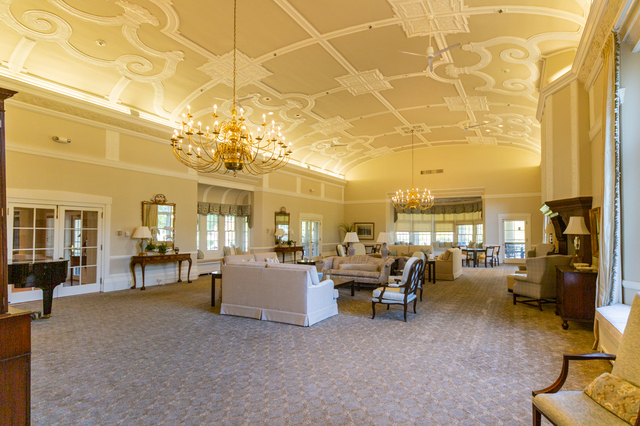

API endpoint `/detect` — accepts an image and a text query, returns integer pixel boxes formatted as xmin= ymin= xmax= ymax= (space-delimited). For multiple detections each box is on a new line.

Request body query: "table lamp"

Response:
xmin=377 ymin=232 xmax=393 ymax=258
xmin=344 ymin=232 xmax=359 ymax=256
xmin=563 ymin=216 xmax=590 ymax=261
xmin=132 ymin=226 xmax=152 ymax=255
xmin=274 ymin=228 xmax=285 ymax=246
xmin=544 ymin=222 xmax=554 ymax=243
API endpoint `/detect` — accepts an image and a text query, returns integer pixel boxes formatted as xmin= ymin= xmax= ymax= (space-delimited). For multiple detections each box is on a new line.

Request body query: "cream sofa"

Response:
xmin=223 ymin=252 xmax=279 ymax=264
xmin=220 ymin=262 xmax=337 ymax=326
xmin=435 ymin=248 xmax=463 ymax=281
xmin=321 ymin=255 xmax=394 ymax=290
xmin=386 ymin=244 xmax=434 ymax=257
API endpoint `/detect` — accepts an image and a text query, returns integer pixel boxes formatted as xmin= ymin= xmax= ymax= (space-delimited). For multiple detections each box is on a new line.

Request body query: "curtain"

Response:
xmin=597 ymin=33 xmax=622 ymax=308
xmin=394 ymin=199 xmax=482 ymax=221
xmin=197 ymin=202 xmax=252 ymax=228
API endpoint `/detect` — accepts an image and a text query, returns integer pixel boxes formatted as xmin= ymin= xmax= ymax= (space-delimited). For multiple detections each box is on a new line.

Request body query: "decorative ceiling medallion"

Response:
xmin=335 ymin=69 xmax=392 ymax=96
xmin=198 ymin=50 xmax=272 ymax=89
xmin=395 ymin=124 xmax=430 ymax=135
xmin=389 ymin=0 xmax=470 ymax=37
xmin=444 ymin=96 xmax=489 ymax=111
xmin=312 ymin=116 xmax=353 ymax=135
xmin=466 ymin=136 xmax=497 ymax=145
xmin=115 ymin=0 xmax=160 ymax=26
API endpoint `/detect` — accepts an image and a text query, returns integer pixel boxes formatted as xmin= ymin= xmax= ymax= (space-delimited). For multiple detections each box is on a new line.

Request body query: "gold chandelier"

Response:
xmin=170 ymin=0 xmax=291 ymax=176
xmin=392 ymin=130 xmax=434 ymax=210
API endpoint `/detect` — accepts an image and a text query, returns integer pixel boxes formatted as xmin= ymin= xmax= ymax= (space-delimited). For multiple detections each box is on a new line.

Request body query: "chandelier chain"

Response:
xmin=233 ymin=0 xmax=236 ymax=107
xmin=391 ymin=127 xmax=434 ymax=211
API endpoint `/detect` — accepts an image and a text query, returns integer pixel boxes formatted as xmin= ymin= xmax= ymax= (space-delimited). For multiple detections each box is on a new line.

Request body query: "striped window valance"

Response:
xmin=198 ymin=202 xmax=251 ymax=216
xmin=394 ymin=198 xmax=482 ymax=222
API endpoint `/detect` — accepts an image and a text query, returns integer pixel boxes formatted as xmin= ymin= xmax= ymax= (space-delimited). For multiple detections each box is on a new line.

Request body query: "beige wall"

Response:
xmin=344 ymin=145 xmax=542 ymax=247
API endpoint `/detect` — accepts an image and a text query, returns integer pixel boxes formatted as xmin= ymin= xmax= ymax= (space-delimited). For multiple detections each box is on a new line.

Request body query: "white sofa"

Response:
xmin=220 ymin=262 xmax=338 ymax=326
xmin=387 ymin=244 xmax=434 ymax=257
xmin=223 ymin=252 xmax=280 ymax=264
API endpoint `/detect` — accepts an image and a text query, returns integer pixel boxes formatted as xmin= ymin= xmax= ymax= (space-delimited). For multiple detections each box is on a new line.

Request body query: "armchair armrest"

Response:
xmin=322 ymin=257 xmax=335 ymax=271
xmin=532 ymin=353 xmax=616 ymax=396
xmin=378 ymin=259 xmax=394 ymax=284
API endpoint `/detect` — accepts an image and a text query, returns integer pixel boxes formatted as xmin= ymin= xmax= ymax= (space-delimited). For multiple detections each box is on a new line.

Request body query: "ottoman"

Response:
xmin=507 ymin=273 xmax=526 ymax=292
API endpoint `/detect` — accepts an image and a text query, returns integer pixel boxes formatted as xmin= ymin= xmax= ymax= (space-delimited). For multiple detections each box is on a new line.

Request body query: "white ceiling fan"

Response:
xmin=463 ymin=122 xmax=489 ymax=134
xmin=400 ymin=17 xmax=460 ymax=72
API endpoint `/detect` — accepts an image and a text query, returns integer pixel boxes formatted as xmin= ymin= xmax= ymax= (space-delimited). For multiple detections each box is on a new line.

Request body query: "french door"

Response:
xmin=301 ymin=215 xmax=322 ymax=258
xmin=8 ymin=203 xmax=103 ymax=302
xmin=499 ymin=215 xmax=530 ymax=264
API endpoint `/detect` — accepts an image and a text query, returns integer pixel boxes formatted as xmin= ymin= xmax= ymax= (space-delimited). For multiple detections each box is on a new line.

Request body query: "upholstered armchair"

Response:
xmin=372 ymin=257 xmax=422 ymax=322
xmin=532 ymin=294 xmax=640 ymax=426
xmin=513 ymin=255 xmax=573 ymax=310
xmin=527 ymin=243 xmax=555 ymax=258
xmin=353 ymin=243 xmax=366 ymax=255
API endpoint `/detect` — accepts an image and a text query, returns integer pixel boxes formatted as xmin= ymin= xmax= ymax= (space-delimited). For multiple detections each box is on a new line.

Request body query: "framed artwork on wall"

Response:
xmin=354 ymin=222 xmax=375 ymax=240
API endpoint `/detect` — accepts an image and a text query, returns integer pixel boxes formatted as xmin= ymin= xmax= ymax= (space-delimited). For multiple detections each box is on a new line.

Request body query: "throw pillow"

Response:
xmin=265 ymin=257 xmax=279 ymax=263
xmin=468 ymin=242 xmax=475 ymax=248
xmin=585 ymin=373 xmax=640 ymax=424
xmin=338 ymin=264 xmax=378 ymax=272
xmin=437 ymin=253 xmax=446 ymax=261
xmin=389 ymin=248 xmax=397 ymax=256
xmin=444 ymin=242 xmax=453 ymax=248
xmin=478 ymin=243 xmax=483 ymax=249
xmin=241 ymin=258 xmax=256 ymax=262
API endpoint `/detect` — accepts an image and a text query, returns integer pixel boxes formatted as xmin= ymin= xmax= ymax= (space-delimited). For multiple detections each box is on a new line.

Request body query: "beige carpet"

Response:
xmin=13 ymin=264 xmax=611 ymax=425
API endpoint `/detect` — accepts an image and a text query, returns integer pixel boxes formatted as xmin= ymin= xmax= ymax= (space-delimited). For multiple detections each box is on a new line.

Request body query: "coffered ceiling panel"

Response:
xmin=0 ymin=0 xmax=591 ymax=177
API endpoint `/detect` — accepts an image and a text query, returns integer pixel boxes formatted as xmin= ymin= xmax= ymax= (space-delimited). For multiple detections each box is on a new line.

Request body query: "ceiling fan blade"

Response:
xmin=434 ymin=43 xmax=461 ymax=57
xmin=428 ymin=57 xmax=433 ymax=72
xmin=400 ymin=51 xmax=426 ymax=57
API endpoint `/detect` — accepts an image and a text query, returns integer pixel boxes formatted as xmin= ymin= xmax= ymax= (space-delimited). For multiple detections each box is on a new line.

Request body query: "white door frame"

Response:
xmin=7 ymin=189 xmax=111 ymax=302
xmin=300 ymin=213 xmax=323 ymax=259
xmin=498 ymin=214 xmax=531 ymax=264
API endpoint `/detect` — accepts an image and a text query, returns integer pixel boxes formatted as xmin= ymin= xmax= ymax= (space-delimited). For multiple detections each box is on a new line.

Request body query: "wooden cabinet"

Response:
xmin=0 ymin=308 xmax=31 ymax=426
xmin=555 ymin=265 xmax=597 ymax=330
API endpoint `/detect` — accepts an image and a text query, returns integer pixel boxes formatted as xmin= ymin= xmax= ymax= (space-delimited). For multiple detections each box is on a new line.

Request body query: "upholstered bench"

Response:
xmin=595 ymin=303 xmax=631 ymax=355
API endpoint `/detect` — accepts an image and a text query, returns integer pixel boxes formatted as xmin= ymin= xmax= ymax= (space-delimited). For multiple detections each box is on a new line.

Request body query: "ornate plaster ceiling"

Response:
xmin=0 ymin=0 xmax=591 ymax=177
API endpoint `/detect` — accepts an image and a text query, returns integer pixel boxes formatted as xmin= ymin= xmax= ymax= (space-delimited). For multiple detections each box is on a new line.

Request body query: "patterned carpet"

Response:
xmin=13 ymin=264 xmax=611 ymax=426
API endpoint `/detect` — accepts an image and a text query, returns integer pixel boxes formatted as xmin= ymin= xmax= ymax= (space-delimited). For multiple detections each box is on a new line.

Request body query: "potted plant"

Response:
xmin=338 ymin=222 xmax=354 ymax=240
xmin=145 ymin=242 xmax=156 ymax=252
xmin=157 ymin=243 xmax=168 ymax=254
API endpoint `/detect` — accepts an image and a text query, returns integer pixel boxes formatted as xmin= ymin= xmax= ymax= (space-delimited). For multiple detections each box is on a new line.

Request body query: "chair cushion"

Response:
xmin=584 ymin=373 xmax=640 ymax=424
xmin=372 ymin=287 xmax=417 ymax=302
xmin=534 ymin=391 xmax=629 ymax=426
xmin=389 ymin=248 xmax=397 ymax=256
xmin=329 ymin=269 xmax=379 ymax=280
xmin=338 ymin=264 xmax=378 ymax=272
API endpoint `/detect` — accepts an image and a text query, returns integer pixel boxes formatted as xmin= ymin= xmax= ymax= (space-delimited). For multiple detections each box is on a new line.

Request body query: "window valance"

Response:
xmin=394 ymin=198 xmax=482 ymax=222
xmin=198 ymin=202 xmax=252 ymax=227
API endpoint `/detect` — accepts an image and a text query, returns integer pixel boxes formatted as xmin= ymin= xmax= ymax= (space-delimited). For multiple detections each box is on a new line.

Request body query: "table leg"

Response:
xmin=351 ymin=281 xmax=354 ymax=296
xmin=177 ymin=260 xmax=183 ymax=282
xmin=211 ymin=275 xmax=216 ymax=307
xmin=140 ymin=264 xmax=146 ymax=290
xmin=187 ymin=258 xmax=192 ymax=283
xmin=130 ymin=262 xmax=138 ymax=289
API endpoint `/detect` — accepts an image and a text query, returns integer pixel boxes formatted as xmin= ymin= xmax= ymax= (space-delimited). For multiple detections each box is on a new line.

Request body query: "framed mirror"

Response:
xmin=142 ymin=194 xmax=175 ymax=248
xmin=275 ymin=207 xmax=290 ymax=245
xmin=589 ymin=207 xmax=600 ymax=258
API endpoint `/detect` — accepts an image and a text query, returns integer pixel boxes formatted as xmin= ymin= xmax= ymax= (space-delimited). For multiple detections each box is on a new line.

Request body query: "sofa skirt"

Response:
xmin=221 ymin=302 xmax=338 ymax=327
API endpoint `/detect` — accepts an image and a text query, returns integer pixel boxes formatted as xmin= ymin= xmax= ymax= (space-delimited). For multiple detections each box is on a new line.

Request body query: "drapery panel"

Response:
xmin=597 ymin=33 xmax=622 ymax=309
xmin=393 ymin=199 xmax=482 ymax=222
xmin=197 ymin=202 xmax=252 ymax=228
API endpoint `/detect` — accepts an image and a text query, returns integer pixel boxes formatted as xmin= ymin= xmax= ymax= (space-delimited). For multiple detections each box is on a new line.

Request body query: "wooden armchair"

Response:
xmin=532 ymin=294 xmax=640 ymax=425
xmin=371 ymin=257 xmax=422 ymax=322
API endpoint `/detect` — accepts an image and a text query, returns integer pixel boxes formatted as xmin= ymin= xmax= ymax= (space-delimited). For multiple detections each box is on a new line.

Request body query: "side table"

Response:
xmin=426 ymin=259 xmax=436 ymax=284
xmin=130 ymin=253 xmax=192 ymax=290
xmin=555 ymin=265 xmax=597 ymax=329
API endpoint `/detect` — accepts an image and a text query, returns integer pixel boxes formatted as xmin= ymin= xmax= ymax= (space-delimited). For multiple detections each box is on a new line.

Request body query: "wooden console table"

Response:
xmin=555 ymin=265 xmax=597 ymax=330
xmin=130 ymin=253 xmax=192 ymax=290
xmin=274 ymin=246 xmax=304 ymax=263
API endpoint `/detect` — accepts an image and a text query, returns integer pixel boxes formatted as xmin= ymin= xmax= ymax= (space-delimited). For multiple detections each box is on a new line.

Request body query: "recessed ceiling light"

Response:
xmin=498 ymin=124 xmax=503 ymax=127
xmin=485 ymin=129 xmax=490 ymax=132
xmin=268 ymin=112 xmax=273 ymax=115
xmin=264 ymin=97 xmax=271 ymax=101
xmin=96 ymin=40 xmax=106 ymax=47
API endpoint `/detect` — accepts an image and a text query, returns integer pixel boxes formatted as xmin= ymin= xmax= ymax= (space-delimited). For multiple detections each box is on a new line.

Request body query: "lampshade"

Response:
xmin=377 ymin=232 xmax=393 ymax=244
xmin=274 ymin=228 xmax=285 ymax=237
xmin=563 ymin=217 xmax=590 ymax=235
xmin=132 ymin=226 xmax=152 ymax=239
xmin=344 ymin=232 xmax=359 ymax=243
xmin=544 ymin=223 xmax=554 ymax=234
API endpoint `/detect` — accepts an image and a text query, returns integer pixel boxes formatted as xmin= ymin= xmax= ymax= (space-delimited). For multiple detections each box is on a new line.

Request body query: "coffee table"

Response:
xmin=332 ymin=277 xmax=355 ymax=296
xmin=211 ymin=270 xmax=221 ymax=307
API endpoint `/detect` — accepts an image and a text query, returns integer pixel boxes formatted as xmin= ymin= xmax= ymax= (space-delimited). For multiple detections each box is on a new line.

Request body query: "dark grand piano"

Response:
xmin=8 ymin=260 xmax=68 ymax=318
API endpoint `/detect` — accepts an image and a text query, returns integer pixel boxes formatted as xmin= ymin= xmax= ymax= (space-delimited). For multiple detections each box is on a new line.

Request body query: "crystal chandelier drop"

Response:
xmin=391 ymin=130 xmax=434 ymax=210
xmin=170 ymin=0 xmax=292 ymax=176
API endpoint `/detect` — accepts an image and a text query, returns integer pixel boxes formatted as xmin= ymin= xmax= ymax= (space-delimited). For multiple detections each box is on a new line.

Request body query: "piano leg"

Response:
xmin=41 ymin=286 xmax=54 ymax=318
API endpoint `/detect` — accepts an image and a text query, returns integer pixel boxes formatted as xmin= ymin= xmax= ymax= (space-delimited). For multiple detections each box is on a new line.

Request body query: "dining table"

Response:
xmin=462 ymin=247 xmax=488 ymax=268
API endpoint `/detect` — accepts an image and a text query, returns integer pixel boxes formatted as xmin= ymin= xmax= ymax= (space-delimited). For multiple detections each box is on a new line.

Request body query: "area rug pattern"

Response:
xmin=14 ymin=264 xmax=611 ymax=425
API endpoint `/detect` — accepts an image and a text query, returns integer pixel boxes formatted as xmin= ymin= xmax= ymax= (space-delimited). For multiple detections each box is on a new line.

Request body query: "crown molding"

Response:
xmin=254 ymin=186 xmax=344 ymax=205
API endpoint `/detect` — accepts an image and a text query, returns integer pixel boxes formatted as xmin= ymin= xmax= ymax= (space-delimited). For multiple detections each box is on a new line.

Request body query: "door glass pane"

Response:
xmin=13 ymin=207 xmax=34 ymax=227
xmin=84 ymin=248 xmax=98 ymax=267
xmin=13 ymin=249 xmax=34 ymax=262
xmin=13 ymin=229 xmax=34 ymax=250
xmin=35 ymin=209 xmax=54 ymax=228
xmin=82 ymin=211 xmax=99 ymax=228
xmin=35 ymin=229 xmax=54 ymax=249
xmin=81 ymin=266 xmax=97 ymax=285
xmin=504 ymin=220 xmax=526 ymax=259
xmin=34 ymin=249 xmax=53 ymax=261
xmin=311 ymin=222 xmax=320 ymax=257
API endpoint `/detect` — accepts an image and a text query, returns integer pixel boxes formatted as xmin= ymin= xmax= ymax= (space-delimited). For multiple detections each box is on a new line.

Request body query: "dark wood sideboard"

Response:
xmin=555 ymin=265 xmax=597 ymax=330
xmin=541 ymin=197 xmax=593 ymax=264
xmin=273 ymin=246 xmax=304 ymax=263
xmin=130 ymin=253 xmax=192 ymax=290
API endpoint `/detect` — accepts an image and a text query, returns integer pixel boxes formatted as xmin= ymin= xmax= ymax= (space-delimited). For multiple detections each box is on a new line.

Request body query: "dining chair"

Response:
xmin=372 ymin=257 xmax=422 ymax=322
